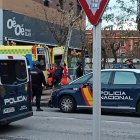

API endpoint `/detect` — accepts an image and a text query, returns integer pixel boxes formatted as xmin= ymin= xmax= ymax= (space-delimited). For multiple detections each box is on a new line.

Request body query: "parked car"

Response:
xmin=49 ymin=69 xmax=140 ymax=114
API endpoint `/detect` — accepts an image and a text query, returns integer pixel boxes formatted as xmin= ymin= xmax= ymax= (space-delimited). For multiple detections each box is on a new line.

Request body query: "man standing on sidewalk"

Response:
xmin=52 ymin=64 xmax=63 ymax=89
xmin=30 ymin=61 xmax=47 ymax=111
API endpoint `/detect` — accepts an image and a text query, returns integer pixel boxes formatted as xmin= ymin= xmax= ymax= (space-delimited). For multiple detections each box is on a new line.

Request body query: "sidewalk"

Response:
xmin=32 ymin=89 xmax=52 ymax=107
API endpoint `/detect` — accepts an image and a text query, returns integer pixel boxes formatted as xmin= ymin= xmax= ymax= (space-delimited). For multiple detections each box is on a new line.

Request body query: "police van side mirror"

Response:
xmin=82 ymin=83 xmax=90 ymax=88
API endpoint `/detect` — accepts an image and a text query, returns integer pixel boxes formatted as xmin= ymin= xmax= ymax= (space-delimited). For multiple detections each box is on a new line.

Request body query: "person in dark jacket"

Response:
xmin=30 ymin=61 xmax=47 ymax=111
xmin=76 ymin=62 xmax=83 ymax=78
xmin=125 ymin=59 xmax=136 ymax=69
xmin=52 ymin=64 xmax=63 ymax=89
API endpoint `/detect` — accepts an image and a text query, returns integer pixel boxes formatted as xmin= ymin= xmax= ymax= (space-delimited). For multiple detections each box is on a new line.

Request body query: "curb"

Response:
xmin=32 ymin=102 xmax=49 ymax=107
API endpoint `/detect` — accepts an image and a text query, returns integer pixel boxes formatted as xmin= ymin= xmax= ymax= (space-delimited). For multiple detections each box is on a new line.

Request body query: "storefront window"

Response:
xmin=68 ymin=56 xmax=82 ymax=76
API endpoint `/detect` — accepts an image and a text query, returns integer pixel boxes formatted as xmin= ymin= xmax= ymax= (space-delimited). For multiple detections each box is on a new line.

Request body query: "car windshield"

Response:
xmin=70 ymin=73 xmax=92 ymax=84
xmin=0 ymin=60 xmax=27 ymax=85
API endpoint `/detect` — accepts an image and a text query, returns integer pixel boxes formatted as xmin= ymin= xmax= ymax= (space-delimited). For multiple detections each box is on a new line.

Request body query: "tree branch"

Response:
xmin=72 ymin=10 xmax=84 ymax=24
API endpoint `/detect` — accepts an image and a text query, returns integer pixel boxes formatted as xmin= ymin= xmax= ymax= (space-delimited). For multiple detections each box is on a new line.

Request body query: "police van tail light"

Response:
xmin=24 ymin=82 xmax=32 ymax=103
xmin=0 ymin=85 xmax=6 ymax=98
xmin=28 ymin=74 xmax=32 ymax=92
xmin=7 ymin=56 xmax=13 ymax=59
xmin=25 ymin=83 xmax=27 ymax=92
xmin=27 ymin=74 xmax=32 ymax=102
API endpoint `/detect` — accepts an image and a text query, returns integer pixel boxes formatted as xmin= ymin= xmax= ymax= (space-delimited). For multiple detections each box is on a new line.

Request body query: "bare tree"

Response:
xmin=42 ymin=6 xmax=68 ymax=46
xmin=41 ymin=1 xmax=84 ymax=66
xmin=101 ymin=0 xmax=137 ymax=66
xmin=57 ymin=2 xmax=83 ymax=65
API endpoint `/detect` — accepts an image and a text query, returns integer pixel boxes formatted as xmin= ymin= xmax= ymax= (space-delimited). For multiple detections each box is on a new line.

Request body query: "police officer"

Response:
xmin=30 ymin=61 xmax=47 ymax=111
xmin=76 ymin=62 xmax=83 ymax=78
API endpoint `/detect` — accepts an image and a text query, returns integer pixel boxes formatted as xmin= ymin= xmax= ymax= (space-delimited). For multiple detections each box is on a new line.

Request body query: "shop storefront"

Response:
xmin=1 ymin=10 xmax=83 ymax=49
xmin=0 ymin=10 xmax=84 ymax=78
xmin=2 ymin=10 xmax=57 ymax=45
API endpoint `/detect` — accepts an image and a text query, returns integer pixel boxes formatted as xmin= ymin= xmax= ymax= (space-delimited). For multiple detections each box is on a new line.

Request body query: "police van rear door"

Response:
xmin=0 ymin=55 xmax=32 ymax=119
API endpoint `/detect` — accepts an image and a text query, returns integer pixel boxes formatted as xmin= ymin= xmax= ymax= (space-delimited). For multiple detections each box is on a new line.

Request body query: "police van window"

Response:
xmin=101 ymin=71 xmax=112 ymax=84
xmin=113 ymin=72 xmax=136 ymax=84
xmin=15 ymin=60 xmax=27 ymax=83
xmin=0 ymin=60 xmax=27 ymax=85
xmin=0 ymin=61 xmax=15 ymax=84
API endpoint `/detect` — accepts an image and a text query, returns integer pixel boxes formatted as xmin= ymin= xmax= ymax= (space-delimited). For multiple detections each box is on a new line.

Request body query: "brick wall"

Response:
xmin=0 ymin=0 xmax=84 ymax=29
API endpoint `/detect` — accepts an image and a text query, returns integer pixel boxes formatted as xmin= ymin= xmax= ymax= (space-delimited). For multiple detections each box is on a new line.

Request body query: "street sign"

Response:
xmin=79 ymin=0 xmax=109 ymax=26
xmin=79 ymin=1 xmax=110 ymax=140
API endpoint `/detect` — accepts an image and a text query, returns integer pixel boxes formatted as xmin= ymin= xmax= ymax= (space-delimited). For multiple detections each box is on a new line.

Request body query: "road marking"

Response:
xmin=34 ymin=115 xmax=92 ymax=121
xmin=104 ymin=120 xmax=132 ymax=125
xmin=47 ymin=116 xmax=75 ymax=120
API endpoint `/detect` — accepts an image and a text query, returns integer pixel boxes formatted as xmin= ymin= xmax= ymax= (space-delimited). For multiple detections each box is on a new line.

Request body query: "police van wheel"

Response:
xmin=136 ymin=102 xmax=140 ymax=115
xmin=59 ymin=96 xmax=76 ymax=113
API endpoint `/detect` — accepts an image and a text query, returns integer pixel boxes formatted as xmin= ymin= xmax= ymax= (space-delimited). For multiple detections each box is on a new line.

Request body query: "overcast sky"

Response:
xmin=86 ymin=0 xmax=137 ymax=30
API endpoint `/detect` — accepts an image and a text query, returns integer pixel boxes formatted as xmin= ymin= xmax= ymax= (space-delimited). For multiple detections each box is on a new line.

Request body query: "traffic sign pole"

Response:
xmin=78 ymin=0 xmax=109 ymax=140
xmin=92 ymin=20 xmax=102 ymax=140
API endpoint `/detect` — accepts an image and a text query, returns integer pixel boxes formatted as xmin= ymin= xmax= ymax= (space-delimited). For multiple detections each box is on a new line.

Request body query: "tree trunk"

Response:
xmin=112 ymin=50 xmax=117 ymax=63
xmin=60 ymin=25 xmax=73 ymax=66
xmin=101 ymin=47 xmax=107 ymax=69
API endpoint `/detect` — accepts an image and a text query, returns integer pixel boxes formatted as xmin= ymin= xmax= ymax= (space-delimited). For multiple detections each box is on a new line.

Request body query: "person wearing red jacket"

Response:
xmin=60 ymin=63 xmax=70 ymax=86
xmin=47 ymin=64 xmax=57 ymax=86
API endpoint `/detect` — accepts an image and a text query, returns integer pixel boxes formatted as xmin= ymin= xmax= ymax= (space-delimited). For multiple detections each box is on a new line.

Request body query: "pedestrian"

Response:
xmin=52 ymin=64 xmax=63 ymax=89
xmin=60 ymin=63 xmax=70 ymax=86
xmin=30 ymin=61 xmax=47 ymax=111
xmin=76 ymin=62 xmax=83 ymax=78
xmin=125 ymin=59 xmax=136 ymax=69
xmin=47 ymin=64 xmax=56 ymax=87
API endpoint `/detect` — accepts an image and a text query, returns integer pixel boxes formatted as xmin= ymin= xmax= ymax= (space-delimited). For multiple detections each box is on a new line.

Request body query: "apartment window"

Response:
xmin=120 ymin=40 xmax=124 ymax=46
xmin=43 ymin=0 xmax=49 ymax=7
xmin=76 ymin=0 xmax=82 ymax=15
xmin=59 ymin=0 xmax=64 ymax=9
xmin=134 ymin=41 xmax=139 ymax=46
xmin=77 ymin=4 xmax=82 ymax=15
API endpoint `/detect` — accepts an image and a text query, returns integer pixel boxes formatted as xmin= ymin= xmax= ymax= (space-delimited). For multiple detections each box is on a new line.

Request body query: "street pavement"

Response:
xmin=1 ymin=107 xmax=140 ymax=140
xmin=32 ymin=88 xmax=52 ymax=107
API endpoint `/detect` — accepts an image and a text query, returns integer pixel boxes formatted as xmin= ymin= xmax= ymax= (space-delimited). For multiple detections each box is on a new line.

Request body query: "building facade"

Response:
xmin=85 ymin=30 xmax=140 ymax=68
xmin=86 ymin=30 xmax=140 ymax=57
xmin=0 ymin=0 xmax=84 ymax=48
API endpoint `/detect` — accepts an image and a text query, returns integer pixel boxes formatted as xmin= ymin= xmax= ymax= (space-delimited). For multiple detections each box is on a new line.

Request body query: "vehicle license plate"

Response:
xmin=3 ymin=107 xmax=15 ymax=114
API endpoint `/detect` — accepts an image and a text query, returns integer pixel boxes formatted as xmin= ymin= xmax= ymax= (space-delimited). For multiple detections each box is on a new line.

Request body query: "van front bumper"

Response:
xmin=0 ymin=111 xmax=33 ymax=125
